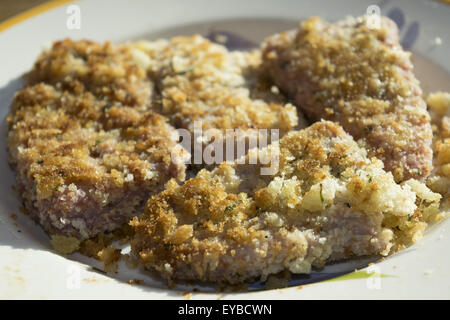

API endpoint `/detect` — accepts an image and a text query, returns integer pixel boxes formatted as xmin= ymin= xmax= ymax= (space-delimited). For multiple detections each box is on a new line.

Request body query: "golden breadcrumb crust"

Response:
xmin=7 ymin=40 xmax=187 ymax=241
xmin=130 ymin=121 xmax=441 ymax=284
xmin=262 ymin=16 xmax=433 ymax=182
xmin=426 ymin=92 xmax=450 ymax=212
xmin=134 ymin=36 xmax=300 ymax=135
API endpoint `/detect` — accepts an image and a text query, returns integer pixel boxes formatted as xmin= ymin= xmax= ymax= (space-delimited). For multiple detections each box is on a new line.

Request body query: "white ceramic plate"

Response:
xmin=1 ymin=0 xmax=449 ymax=299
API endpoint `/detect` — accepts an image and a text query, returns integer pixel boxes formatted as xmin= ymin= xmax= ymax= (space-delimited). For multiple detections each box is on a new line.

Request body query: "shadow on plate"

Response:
xmin=126 ymin=17 xmax=300 ymax=51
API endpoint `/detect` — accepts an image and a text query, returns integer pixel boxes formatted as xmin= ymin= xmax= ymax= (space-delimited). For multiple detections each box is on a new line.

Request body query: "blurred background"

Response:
xmin=0 ymin=0 xmax=49 ymax=22
xmin=1 ymin=0 xmax=450 ymax=23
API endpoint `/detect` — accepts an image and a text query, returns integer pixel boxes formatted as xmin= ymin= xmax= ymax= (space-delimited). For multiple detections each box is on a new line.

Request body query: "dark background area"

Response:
xmin=0 ymin=0 xmax=49 ymax=22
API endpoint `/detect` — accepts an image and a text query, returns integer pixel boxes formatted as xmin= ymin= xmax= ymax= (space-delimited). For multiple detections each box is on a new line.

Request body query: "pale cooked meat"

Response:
xmin=130 ymin=121 xmax=441 ymax=284
xmin=262 ymin=16 xmax=433 ymax=183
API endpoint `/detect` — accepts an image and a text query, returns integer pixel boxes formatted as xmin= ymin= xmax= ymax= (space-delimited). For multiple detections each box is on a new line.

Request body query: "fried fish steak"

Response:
xmin=130 ymin=121 xmax=441 ymax=284
xmin=262 ymin=16 xmax=433 ymax=183
xmin=7 ymin=40 xmax=187 ymax=242
xmin=133 ymin=36 xmax=301 ymax=148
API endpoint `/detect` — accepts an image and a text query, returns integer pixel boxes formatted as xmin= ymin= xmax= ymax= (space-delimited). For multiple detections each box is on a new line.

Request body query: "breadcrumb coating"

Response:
xmin=133 ymin=36 xmax=300 ymax=140
xmin=262 ymin=16 xmax=433 ymax=182
xmin=6 ymin=28 xmax=447 ymax=286
xmin=426 ymin=92 xmax=450 ymax=211
xmin=6 ymin=37 xmax=304 ymax=248
xmin=28 ymin=39 xmax=152 ymax=107
xmin=7 ymin=40 xmax=187 ymax=241
xmin=130 ymin=121 xmax=441 ymax=284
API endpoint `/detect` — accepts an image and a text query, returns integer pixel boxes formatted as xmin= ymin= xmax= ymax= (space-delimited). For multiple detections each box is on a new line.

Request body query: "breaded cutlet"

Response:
xmin=426 ymin=92 xmax=450 ymax=211
xmin=130 ymin=121 xmax=442 ymax=284
xmin=133 ymin=36 xmax=301 ymax=155
xmin=262 ymin=16 xmax=433 ymax=183
xmin=7 ymin=40 xmax=188 ymax=244
xmin=7 ymin=37 xmax=304 ymax=250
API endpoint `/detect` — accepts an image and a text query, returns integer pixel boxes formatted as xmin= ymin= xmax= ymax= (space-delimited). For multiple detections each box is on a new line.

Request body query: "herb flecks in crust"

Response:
xmin=262 ymin=16 xmax=433 ymax=182
xmin=130 ymin=121 xmax=441 ymax=284
xmin=7 ymin=40 xmax=187 ymax=244
xmin=133 ymin=36 xmax=301 ymax=151
xmin=426 ymin=92 xmax=450 ymax=213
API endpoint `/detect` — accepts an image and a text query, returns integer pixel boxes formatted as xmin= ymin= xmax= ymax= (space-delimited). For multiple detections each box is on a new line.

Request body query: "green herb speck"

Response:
xmin=319 ymin=184 xmax=324 ymax=204
xmin=225 ymin=204 xmax=236 ymax=213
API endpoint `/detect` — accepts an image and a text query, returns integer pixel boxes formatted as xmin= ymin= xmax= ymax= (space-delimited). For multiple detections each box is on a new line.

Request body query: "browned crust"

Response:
xmin=135 ymin=36 xmax=300 ymax=135
xmin=7 ymin=40 xmax=187 ymax=240
xmin=130 ymin=121 xmax=440 ymax=284
xmin=262 ymin=16 xmax=433 ymax=182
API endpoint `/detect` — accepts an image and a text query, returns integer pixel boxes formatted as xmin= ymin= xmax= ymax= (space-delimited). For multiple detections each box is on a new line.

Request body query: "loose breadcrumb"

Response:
xmin=78 ymin=224 xmax=134 ymax=257
xmin=265 ymin=270 xmax=291 ymax=289
xmin=128 ymin=279 xmax=145 ymax=285
xmin=50 ymin=235 xmax=80 ymax=255
xmin=98 ymin=245 xmax=121 ymax=273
